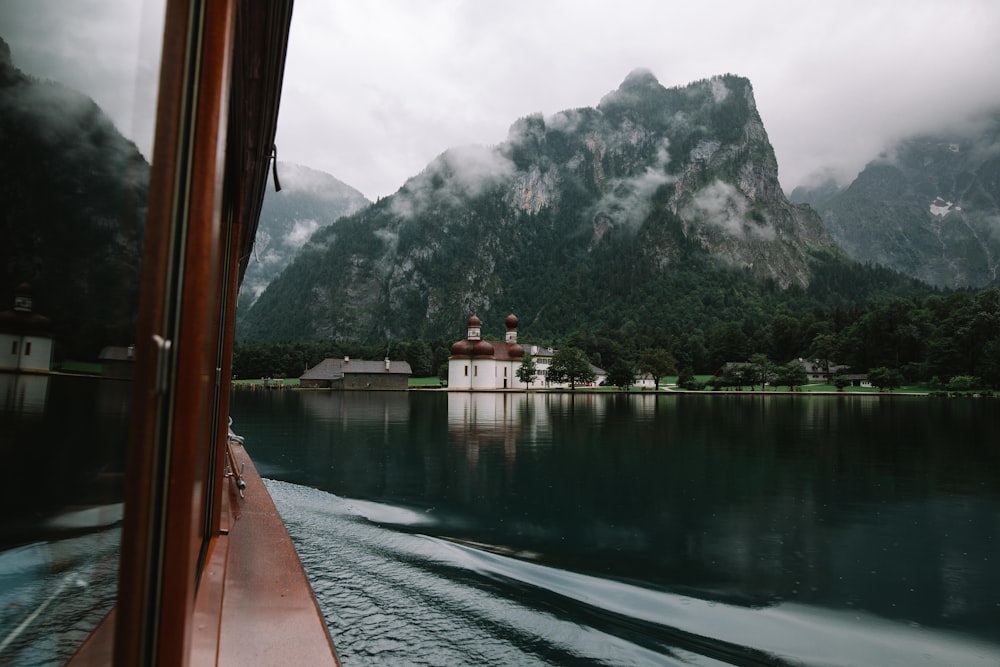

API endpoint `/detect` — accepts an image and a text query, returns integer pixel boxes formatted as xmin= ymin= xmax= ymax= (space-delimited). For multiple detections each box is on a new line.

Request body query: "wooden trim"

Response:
xmin=98 ymin=1 xmax=311 ymax=665
xmin=114 ymin=0 xmax=196 ymax=662
xmin=214 ymin=446 xmax=340 ymax=666
xmin=157 ymin=1 xmax=236 ymax=663
xmin=115 ymin=1 xmax=238 ymax=664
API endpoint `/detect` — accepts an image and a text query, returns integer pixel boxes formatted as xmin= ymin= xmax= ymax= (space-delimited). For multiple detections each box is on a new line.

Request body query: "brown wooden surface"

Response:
xmin=213 ymin=445 xmax=340 ymax=666
xmin=64 ymin=610 xmax=115 ymax=666
xmin=107 ymin=0 xmax=316 ymax=663
xmin=70 ymin=441 xmax=338 ymax=666
xmin=114 ymin=0 xmax=197 ymax=661
xmin=157 ymin=1 xmax=237 ymax=662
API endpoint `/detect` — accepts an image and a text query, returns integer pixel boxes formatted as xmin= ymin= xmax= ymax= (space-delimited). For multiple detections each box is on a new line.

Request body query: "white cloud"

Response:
xmin=0 ymin=0 xmax=165 ymax=159
xmin=284 ymin=219 xmax=321 ymax=248
xmin=5 ymin=0 xmax=1000 ymax=200
xmin=275 ymin=0 xmax=1000 ymax=199
xmin=683 ymin=180 xmax=775 ymax=240
xmin=390 ymin=144 xmax=515 ymax=218
xmin=589 ymin=138 xmax=675 ymax=233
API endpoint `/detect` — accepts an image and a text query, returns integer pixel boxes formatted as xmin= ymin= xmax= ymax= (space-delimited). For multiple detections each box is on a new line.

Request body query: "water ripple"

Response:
xmin=267 ymin=479 xmax=1000 ymax=667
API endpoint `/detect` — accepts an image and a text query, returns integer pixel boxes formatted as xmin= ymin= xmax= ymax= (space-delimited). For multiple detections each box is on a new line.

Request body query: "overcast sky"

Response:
xmin=4 ymin=0 xmax=1000 ymax=201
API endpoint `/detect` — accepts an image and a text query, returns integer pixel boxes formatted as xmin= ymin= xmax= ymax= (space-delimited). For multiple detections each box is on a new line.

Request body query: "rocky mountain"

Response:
xmin=792 ymin=113 xmax=1000 ymax=288
xmin=0 ymin=36 xmax=148 ymax=359
xmin=239 ymin=163 xmax=369 ymax=306
xmin=240 ymin=71 xmax=841 ymax=344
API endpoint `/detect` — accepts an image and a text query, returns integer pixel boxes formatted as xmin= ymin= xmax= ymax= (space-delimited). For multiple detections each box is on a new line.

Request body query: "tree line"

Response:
xmin=233 ymin=287 xmax=1000 ymax=390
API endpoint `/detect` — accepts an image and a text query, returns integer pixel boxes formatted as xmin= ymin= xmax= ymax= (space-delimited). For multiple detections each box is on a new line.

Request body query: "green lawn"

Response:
xmin=55 ymin=360 xmax=103 ymax=374
xmin=661 ymin=376 xmax=929 ymax=393
xmin=409 ymin=377 xmax=445 ymax=388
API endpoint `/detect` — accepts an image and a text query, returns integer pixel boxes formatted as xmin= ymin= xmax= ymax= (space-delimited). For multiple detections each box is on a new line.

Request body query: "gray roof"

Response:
xmin=98 ymin=345 xmax=135 ymax=362
xmin=300 ymin=358 xmax=412 ymax=380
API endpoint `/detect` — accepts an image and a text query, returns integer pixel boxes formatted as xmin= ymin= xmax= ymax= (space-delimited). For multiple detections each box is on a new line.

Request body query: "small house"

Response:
xmin=791 ymin=358 xmax=848 ymax=383
xmin=300 ymin=357 xmax=412 ymax=390
xmin=99 ymin=345 xmax=136 ymax=379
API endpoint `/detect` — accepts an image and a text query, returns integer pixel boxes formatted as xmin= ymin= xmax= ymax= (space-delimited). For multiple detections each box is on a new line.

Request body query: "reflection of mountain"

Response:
xmin=0 ymin=36 xmax=148 ymax=361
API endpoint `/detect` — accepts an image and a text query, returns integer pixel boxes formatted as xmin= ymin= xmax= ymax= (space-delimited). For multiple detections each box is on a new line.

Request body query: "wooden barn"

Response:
xmin=300 ymin=357 xmax=412 ymax=390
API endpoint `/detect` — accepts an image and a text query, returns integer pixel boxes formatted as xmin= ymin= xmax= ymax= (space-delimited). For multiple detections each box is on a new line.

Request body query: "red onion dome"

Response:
xmin=450 ymin=339 xmax=474 ymax=356
xmin=504 ymin=313 xmax=518 ymax=329
xmin=467 ymin=314 xmax=482 ymax=327
xmin=0 ymin=311 xmax=51 ymax=335
xmin=508 ymin=343 xmax=524 ymax=359
xmin=472 ymin=339 xmax=495 ymax=357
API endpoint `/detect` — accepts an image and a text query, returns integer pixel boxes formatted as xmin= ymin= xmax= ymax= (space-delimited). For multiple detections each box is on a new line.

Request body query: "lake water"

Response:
xmin=230 ymin=389 xmax=1000 ymax=666
xmin=0 ymin=374 xmax=127 ymax=665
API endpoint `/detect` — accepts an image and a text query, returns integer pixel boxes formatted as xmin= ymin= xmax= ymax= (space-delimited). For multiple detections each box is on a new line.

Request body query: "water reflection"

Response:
xmin=0 ymin=373 xmax=49 ymax=416
xmin=1 ymin=375 xmax=130 ymax=545
xmin=232 ymin=390 xmax=1000 ymax=646
xmin=0 ymin=2 xmax=163 ymax=663
xmin=0 ymin=374 xmax=130 ymax=665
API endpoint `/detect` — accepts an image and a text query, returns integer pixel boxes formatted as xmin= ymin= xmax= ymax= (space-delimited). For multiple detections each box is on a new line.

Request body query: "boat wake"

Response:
xmin=266 ymin=479 xmax=1000 ymax=666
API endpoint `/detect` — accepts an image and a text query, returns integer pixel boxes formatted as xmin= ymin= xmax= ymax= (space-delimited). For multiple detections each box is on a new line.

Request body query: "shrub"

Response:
xmin=947 ymin=375 xmax=982 ymax=392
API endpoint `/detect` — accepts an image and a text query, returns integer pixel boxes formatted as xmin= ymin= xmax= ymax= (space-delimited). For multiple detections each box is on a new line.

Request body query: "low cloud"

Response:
xmin=259 ymin=248 xmax=283 ymax=265
xmin=683 ymin=180 xmax=775 ymax=240
xmin=545 ymin=108 xmax=587 ymax=135
xmin=390 ymin=144 xmax=515 ymax=218
xmin=587 ymin=138 xmax=675 ymax=233
xmin=283 ymin=219 xmax=320 ymax=248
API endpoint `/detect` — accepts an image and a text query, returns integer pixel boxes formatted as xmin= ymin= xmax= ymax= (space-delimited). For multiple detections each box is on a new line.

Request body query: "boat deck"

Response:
xmin=68 ymin=442 xmax=339 ymax=665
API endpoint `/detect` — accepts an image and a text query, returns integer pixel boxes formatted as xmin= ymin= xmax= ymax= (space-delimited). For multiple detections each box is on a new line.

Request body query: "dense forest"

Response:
xmin=234 ymin=279 xmax=1000 ymax=389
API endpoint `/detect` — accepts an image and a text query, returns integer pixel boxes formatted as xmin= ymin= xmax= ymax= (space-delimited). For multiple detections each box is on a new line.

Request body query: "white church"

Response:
xmin=447 ymin=314 xmax=604 ymax=390
xmin=0 ymin=283 xmax=53 ymax=373
xmin=448 ymin=314 xmax=527 ymax=390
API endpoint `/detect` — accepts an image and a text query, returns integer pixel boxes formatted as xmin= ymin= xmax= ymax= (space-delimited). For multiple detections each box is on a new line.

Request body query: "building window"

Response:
xmin=10 ymin=340 xmax=17 ymax=355
xmin=25 ymin=341 xmax=31 ymax=356
xmin=474 ymin=367 xmax=478 ymax=377
xmin=464 ymin=365 xmax=468 ymax=377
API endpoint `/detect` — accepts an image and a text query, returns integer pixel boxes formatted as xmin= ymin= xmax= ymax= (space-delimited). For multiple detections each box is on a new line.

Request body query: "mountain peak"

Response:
xmin=240 ymin=70 xmax=842 ymax=343
xmin=598 ymin=68 xmax=666 ymax=111
xmin=620 ymin=68 xmax=661 ymax=89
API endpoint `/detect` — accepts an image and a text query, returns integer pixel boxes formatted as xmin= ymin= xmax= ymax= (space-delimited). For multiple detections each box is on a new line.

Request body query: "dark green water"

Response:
xmin=232 ymin=389 xmax=1000 ymax=665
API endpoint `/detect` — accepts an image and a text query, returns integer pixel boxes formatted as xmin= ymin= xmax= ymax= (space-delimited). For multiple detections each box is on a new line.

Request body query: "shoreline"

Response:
xmin=230 ymin=380 xmax=994 ymax=398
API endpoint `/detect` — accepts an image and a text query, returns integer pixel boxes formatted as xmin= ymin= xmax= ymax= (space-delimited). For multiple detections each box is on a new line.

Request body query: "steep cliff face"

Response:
xmin=803 ymin=114 xmax=1000 ymax=288
xmin=239 ymin=163 xmax=369 ymax=305
xmin=240 ymin=71 xmax=839 ymax=343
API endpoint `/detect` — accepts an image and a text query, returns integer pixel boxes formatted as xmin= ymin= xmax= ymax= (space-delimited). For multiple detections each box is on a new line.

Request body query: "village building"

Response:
xmin=99 ymin=345 xmax=136 ymax=379
xmin=448 ymin=314 xmax=526 ymax=390
xmin=0 ymin=283 xmax=53 ymax=373
xmin=635 ymin=372 xmax=658 ymax=389
xmin=448 ymin=314 xmax=607 ymax=390
xmin=792 ymin=358 xmax=847 ymax=383
xmin=790 ymin=358 xmax=869 ymax=386
xmin=300 ymin=357 xmax=412 ymax=390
